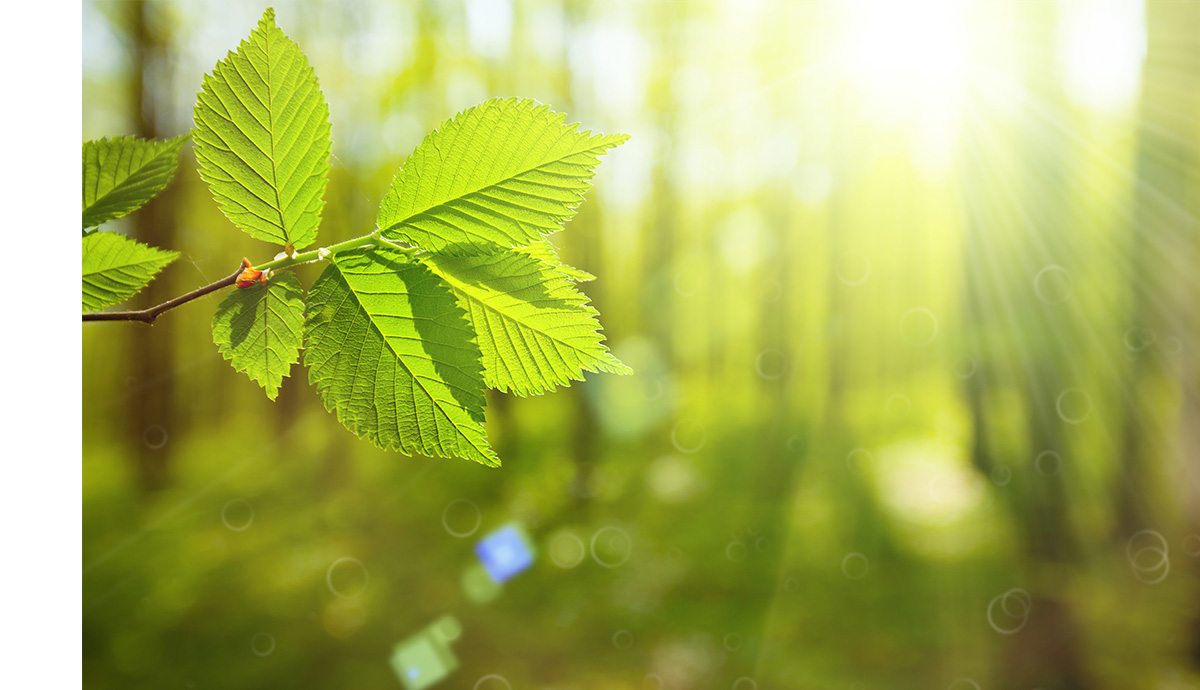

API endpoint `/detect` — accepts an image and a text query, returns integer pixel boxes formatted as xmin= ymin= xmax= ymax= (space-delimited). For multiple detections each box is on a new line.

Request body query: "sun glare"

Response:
xmin=832 ymin=0 xmax=972 ymax=180
xmin=837 ymin=0 xmax=970 ymax=123
xmin=1059 ymin=0 xmax=1146 ymax=111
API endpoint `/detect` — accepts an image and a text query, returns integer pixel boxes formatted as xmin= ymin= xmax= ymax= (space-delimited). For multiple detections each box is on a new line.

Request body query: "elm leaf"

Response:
xmin=82 ymin=135 xmax=187 ymax=229
xmin=377 ymin=97 xmax=627 ymax=255
xmin=211 ymin=271 xmax=304 ymax=400
xmin=304 ymin=247 xmax=497 ymax=466
xmin=192 ymin=8 xmax=331 ymax=250
xmin=421 ymin=249 xmax=629 ymax=397
xmin=82 ymin=232 xmax=178 ymax=312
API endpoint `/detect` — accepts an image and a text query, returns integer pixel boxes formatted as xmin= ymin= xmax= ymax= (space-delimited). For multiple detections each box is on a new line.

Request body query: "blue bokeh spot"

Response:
xmin=475 ymin=525 xmax=534 ymax=583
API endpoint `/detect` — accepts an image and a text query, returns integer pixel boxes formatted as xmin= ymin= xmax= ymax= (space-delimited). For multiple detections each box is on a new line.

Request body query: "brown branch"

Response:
xmin=82 ymin=268 xmax=242 ymax=324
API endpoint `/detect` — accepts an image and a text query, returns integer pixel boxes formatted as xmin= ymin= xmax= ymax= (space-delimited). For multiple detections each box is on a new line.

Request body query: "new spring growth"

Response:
xmin=235 ymin=258 xmax=267 ymax=288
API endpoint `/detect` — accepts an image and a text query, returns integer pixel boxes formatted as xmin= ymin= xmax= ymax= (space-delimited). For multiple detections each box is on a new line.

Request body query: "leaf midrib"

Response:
xmin=259 ymin=21 xmax=285 ymax=239
xmin=83 ymin=254 xmax=171 ymax=279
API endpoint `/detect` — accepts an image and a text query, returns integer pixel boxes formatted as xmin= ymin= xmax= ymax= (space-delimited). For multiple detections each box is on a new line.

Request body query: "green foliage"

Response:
xmin=192 ymin=7 xmax=331 ymax=250
xmin=84 ymin=8 xmax=626 ymax=465
xmin=421 ymin=249 xmax=629 ymax=396
xmin=211 ymin=271 xmax=304 ymax=400
xmin=81 ymin=231 xmax=178 ymax=311
xmin=82 ymin=135 xmax=187 ymax=229
xmin=376 ymin=97 xmax=629 ymax=254
xmin=304 ymin=247 xmax=496 ymax=466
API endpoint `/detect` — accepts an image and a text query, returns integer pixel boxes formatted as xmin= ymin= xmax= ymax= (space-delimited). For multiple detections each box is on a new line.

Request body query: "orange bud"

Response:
xmin=236 ymin=258 xmax=264 ymax=289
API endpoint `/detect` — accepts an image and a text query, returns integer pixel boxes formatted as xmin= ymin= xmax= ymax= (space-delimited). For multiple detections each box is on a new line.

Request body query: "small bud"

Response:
xmin=236 ymin=258 xmax=264 ymax=289
xmin=285 ymin=242 xmax=295 ymax=257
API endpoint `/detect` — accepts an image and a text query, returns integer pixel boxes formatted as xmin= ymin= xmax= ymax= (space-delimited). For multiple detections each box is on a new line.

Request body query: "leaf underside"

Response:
xmin=193 ymin=7 xmax=331 ymax=250
xmin=304 ymin=247 xmax=497 ymax=466
xmin=82 ymin=135 xmax=188 ymax=229
xmin=376 ymin=97 xmax=628 ymax=255
xmin=422 ymin=249 xmax=629 ymax=397
xmin=82 ymin=232 xmax=179 ymax=312
xmin=211 ymin=271 xmax=305 ymax=400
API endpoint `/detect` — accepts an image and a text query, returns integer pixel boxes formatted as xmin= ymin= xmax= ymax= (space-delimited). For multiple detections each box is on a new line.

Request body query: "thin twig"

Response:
xmin=81 ymin=230 xmax=412 ymax=325
xmin=82 ymin=268 xmax=242 ymax=324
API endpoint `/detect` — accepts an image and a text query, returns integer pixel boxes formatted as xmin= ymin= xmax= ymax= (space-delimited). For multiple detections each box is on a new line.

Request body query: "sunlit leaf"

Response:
xmin=377 ymin=97 xmax=628 ymax=255
xmin=82 ymin=135 xmax=188 ymax=229
xmin=81 ymin=232 xmax=178 ymax=312
xmin=422 ymin=249 xmax=629 ymax=397
xmin=193 ymin=8 xmax=331 ymax=250
xmin=304 ymin=247 xmax=497 ymax=466
xmin=211 ymin=271 xmax=304 ymax=400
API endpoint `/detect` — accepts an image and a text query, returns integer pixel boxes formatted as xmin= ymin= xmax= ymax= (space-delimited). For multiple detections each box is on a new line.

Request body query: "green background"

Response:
xmin=83 ymin=1 xmax=1200 ymax=688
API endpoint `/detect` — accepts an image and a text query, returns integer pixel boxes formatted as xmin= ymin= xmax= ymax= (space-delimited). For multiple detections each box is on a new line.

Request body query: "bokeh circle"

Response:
xmin=1035 ymin=451 xmax=1062 ymax=477
xmin=143 ymin=425 xmax=168 ymax=449
xmin=251 ymin=633 xmax=275 ymax=657
xmin=841 ymin=552 xmax=870 ymax=580
xmin=221 ymin=499 xmax=255 ymax=532
xmin=900 ymin=308 xmax=939 ymax=346
xmin=726 ymin=541 xmax=749 ymax=563
xmin=755 ymin=349 xmax=787 ymax=380
xmin=590 ymin=526 xmax=633 ymax=568
xmin=1034 ymin=265 xmax=1073 ymax=304
xmin=441 ymin=498 xmax=482 ymax=538
xmin=986 ymin=588 xmax=1031 ymax=634
xmin=548 ymin=530 xmax=587 ymax=569
xmin=326 ymin=557 xmax=369 ymax=598
xmin=473 ymin=675 xmax=512 ymax=690
xmin=846 ymin=448 xmax=873 ymax=475
xmin=1055 ymin=388 xmax=1093 ymax=424
xmin=612 ymin=629 xmax=634 ymax=649
xmin=835 ymin=252 xmax=871 ymax=286
xmin=671 ymin=419 xmax=707 ymax=454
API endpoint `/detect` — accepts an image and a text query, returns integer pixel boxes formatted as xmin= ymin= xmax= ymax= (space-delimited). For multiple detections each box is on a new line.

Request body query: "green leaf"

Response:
xmin=517 ymin=240 xmax=596 ymax=282
xmin=421 ymin=249 xmax=630 ymax=397
xmin=193 ymin=7 xmax=331 ymax=250
xmin=377 ymin=97 xmax=628 ymax=255
xmin=82 ymin=135 xmax=187 ymax=229
xmin=304 ymin=247 xmax=497 ymax=466
xmin=82 ymin=232 xmax=179 ymax=312
xmin=211 ymin=272 xmax=304 ymax=401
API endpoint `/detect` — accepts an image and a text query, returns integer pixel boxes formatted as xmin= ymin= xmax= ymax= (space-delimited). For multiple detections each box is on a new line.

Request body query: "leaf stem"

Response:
xmin=82 ymin=230 xmax=416 ymax=324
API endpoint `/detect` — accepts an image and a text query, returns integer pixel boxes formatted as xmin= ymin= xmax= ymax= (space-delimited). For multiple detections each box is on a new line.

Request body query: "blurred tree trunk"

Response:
xmin=961 ymin=4 xmax=1091 ymax=686
xmin=1121 ymin=0 xmax=1200 ymax=533
xmin=1129 ymin=0 xmax=1200 ymax=667
xmin=127 ymin=0 xmax=179 ymax=492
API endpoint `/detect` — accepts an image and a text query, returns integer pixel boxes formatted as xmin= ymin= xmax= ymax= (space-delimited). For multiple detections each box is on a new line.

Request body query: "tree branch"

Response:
xmin=82 ymin=268 xmax=242 ymax=324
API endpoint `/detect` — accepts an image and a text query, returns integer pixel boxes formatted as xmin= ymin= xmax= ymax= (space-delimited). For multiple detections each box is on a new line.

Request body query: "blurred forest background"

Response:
xmin=82 ymin=1 xmax=1200 ymax=688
